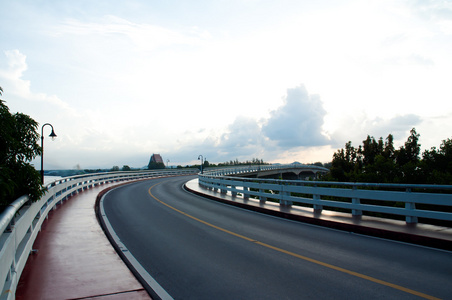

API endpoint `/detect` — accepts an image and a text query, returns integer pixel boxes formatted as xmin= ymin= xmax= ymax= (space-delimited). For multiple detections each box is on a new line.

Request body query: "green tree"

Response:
xmin=393 ymin=128 xmax=421 ymax=183
xmin=1 ymin=89 xmax=44 ymax=209
xmin=395 ymin=128 xmax=420 ymax=166
xmin=327 ymin=144 xmax=356 ymax=182
xmin=122 ymin=165 xmax=131 ymax=171
xmin=421 ymin=138 xmax=452 ymax=184
xmin=203 ymin=160 xmax=210 ymax=168
xmin=383 ymin=134 xmax=395 ymax=159
xmin=325 ymin=128 xmax=428 ymax=184
xmin=360 ymin=135 xmax=383 ymax=166
xmin=327 ymin=128 xmax=452 ymax=184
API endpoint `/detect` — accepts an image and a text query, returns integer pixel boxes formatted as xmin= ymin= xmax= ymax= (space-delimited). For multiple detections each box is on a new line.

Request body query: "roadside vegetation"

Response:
xmin=322 ymin=128 xmax=452 ymax=185
xmin=1 ymin=87 xmax=45 ymax=210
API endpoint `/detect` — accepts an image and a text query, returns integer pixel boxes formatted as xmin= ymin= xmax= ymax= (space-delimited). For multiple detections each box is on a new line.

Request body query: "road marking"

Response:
xmin=149 ymin=182 xmax=441 ymax=300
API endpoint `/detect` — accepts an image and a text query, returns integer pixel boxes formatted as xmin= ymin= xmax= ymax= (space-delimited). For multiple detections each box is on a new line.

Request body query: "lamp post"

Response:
xmin=41 ymin=123 xmax=57 ymax=185
xmin=198 ymin=155 xmax=203 ymax=174
xmin=167 ymin=159 xmax=170 ymax=168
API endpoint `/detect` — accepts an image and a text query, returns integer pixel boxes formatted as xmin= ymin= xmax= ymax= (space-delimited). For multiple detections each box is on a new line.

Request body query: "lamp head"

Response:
xmin=49 ymin=129 xmax=57 ymax=141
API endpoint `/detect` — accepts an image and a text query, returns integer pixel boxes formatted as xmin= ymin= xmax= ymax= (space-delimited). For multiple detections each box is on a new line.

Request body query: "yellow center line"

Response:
xmin=148 ymin=182 xmax=441 ymax=300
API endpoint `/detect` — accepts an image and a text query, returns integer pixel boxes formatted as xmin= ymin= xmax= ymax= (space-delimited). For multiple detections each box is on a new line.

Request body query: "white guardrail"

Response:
xmin=203 ymin=164 xmax=329 ymax=177
xmin=0 ymin=169 xmax=197 ymax=300
xmin=199 ymin=165 xmax=452 ymax=225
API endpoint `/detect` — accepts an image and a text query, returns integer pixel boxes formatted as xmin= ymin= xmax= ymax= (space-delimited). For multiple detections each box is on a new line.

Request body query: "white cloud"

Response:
xmin=330 ymin=113 xmax=423 ymax=149
xmin=262 ymin=85 xmax=329 ymax=148
xmin=1 ymin=50 xmax=28 ymax=80
xmin=410 ymin=0 xmax=452 ymax=21
xmin=0 ymin=50 xmax=72 ymax=112
xmin=55 ymin=15 xmax=209 ymax=52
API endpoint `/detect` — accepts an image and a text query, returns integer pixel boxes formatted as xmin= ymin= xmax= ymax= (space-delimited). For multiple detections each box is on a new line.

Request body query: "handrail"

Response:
xmin=198 ymin=167 xmax=452 ymax=225
xmin=0 ymin=169 xmax=197 ymax=300
xmin=0 ymin=196 xmax=30 ymax=238
xmin=204 ymin=164 xmax=329 ymax=176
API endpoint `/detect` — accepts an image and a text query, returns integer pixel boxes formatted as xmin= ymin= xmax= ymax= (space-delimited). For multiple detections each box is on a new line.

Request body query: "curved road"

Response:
xmin=101 ymin=176 xmax=452 ymax=300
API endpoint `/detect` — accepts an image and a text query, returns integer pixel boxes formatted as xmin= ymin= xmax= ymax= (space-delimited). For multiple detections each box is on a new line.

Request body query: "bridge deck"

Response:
xmin=15 ymin=178 xmax=452 ymax=300
xmin=185 ymin=179 xmax=452 ymax=251
xmin=16 ymin=182 xmax=151 ymax=300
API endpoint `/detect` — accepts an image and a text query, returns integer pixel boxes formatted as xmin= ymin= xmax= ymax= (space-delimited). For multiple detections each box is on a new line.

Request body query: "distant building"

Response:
xmin=148 ymin=153 xmax=165 ymax=169
xmin=150 ymin=153 xmax=164 ymax=164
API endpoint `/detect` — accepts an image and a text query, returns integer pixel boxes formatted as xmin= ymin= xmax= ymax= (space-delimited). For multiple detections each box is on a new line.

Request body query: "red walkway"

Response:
xmin=16 ymin=183 xmax=151 ymax=300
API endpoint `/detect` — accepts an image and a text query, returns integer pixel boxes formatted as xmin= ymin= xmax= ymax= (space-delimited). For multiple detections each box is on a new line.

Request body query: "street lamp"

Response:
xmin=167 ymin=159 xmax=170 ymax=168
xmin=41 ymin=123 xmax=57 ymax=185
xmin=198 ymin=155 xmax=203 ymax=174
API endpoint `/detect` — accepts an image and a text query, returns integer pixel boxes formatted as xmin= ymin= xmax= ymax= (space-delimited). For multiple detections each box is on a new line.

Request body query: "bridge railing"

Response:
xmin=0 ymin=169 xmax=197 ymax=300
xmin=203 ymin=164 xmax=329 ymax=176
xmin=198 ymin=169 xmax=452 ymax=225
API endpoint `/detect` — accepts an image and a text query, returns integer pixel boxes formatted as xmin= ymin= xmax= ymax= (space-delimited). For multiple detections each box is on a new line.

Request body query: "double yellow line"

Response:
xmin=148 ymin=182 xmax=440 ymax=300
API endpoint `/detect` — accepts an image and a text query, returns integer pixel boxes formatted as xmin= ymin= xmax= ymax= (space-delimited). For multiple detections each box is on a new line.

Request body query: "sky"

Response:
xmin=1 ymin=0 xmax=451 ymax=169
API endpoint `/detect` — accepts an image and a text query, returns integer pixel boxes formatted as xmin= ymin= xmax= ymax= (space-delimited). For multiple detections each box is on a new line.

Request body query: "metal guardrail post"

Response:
xmin=221 ymin=183 xmax=227 ymax=194
xmin=352 ymin=197 xmax=362 ymax=216
xmin=259 ymin=187 xmax=267 ymax=203
xmin=352 ymin=186 xmax=362 ymax=216
xmin=280 ymin=184 xmax=292 ymax=206
xmin=231 ymin=185 xmax=237 ymax=197
xmin=313 ymin=194 xmax=322 ymax=212
xmin=405 ymin=188 xmax=418 ymax=224
xmin=243 ymin=186 xmax=250 ymax=200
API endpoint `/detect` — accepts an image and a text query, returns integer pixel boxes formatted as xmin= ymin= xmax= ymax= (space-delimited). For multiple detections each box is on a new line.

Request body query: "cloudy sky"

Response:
xmin=1 ymin=0 xmax=451 ymax=169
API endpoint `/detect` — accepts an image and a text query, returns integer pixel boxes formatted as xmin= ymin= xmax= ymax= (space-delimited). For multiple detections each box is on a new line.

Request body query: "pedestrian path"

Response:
xmin=185 ymin=179 xmax=452 ymax=251
xmin=16 ymin=182 xmax=151 ymax=300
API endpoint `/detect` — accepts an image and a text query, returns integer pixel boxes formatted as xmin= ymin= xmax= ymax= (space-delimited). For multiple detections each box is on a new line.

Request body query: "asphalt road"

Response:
xmin=102 ymin=175 xmax=452 ymax=300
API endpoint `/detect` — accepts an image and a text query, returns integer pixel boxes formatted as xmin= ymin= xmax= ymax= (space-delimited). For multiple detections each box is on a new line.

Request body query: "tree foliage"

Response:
xmin=217 ymin=158 xmax=267 ymax=167
xmin=324 ymin=128 xmax=452 ymax=184
xmin=420 ymin=138 xmax=452 ymax=184
xmin=1 ymin=90 xmax=45 ymax=209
